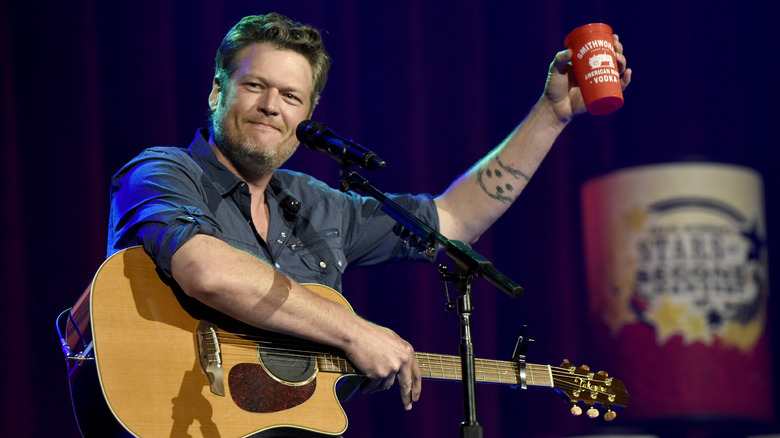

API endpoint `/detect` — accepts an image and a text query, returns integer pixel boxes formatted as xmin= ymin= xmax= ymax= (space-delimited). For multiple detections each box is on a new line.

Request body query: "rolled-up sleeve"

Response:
xmin=340 ymin=190 xmax=440 ymax=267
xmin=107 ymin=148 xmax=222 ymax=278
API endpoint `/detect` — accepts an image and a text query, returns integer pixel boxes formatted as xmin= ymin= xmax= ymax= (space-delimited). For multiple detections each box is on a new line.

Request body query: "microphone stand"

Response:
xmin=337 ymin=169 xmax=523 ymax=438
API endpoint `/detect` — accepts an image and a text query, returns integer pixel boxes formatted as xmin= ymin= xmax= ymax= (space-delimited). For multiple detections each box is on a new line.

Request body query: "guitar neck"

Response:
xmin=416 ymin=353 xmax=552 ymax=388
xmin=317 ymin=352 xmax=552 ymax=388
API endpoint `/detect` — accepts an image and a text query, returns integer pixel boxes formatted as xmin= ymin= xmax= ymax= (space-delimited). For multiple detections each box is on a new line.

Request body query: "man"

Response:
xmin=109 ymin=12 xmax=630 ymax=422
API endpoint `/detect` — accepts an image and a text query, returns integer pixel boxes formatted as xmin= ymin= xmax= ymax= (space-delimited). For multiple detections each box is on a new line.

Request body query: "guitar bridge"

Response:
xmin=197 ymin=320 xmax=225 ymax=396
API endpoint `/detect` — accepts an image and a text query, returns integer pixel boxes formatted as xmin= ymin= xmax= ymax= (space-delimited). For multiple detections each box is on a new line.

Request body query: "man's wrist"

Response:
xmin=533 ymin=96 xmax=571 ymax=132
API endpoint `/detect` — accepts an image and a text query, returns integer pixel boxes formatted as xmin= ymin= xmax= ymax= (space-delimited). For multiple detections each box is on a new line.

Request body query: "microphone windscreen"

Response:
xmin=296 ymin=120 xmax=328 ymax=148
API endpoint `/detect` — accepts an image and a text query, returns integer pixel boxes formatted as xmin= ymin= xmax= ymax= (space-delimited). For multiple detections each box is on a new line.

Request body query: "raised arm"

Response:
xmin=435 ymin=34 xmax=631 ymax=243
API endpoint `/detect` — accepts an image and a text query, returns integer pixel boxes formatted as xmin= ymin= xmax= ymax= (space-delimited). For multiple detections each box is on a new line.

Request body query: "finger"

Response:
xmin=360 ymin=377 xmax=383 ymax=394
xmin=362 ymin=373 xmax=395 ymax=394
xmin=363 ymin=373 xmax=396 ymax=394
xmin=411 ymin=358 xmax=422 ymax=404
xmin=398 ymin=357 xmax=422 ymax=410
xmin=613 ymin=33 xmax=623 ymax=54
xmin=550 ymin=49 xmax=573 ymax=74
xmin=612 ymin=34 xmax=627 ymax=76
xmin=615 ymin=51 xmax=627 ymax=74
xmin=399 ymin=379 xmax=414 ymax=410
xmin=621 ymin=68 xmax=632 ymax=89
xmin=397 ymin=366 xmax=413 ymax=410
xmin=381 ymin=373 xmax=396 ymax=391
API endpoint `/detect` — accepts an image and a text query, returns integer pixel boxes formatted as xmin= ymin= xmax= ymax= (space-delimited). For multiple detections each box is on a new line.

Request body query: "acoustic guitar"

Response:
xmin=62 ymin=247 xmax=628 ymax=437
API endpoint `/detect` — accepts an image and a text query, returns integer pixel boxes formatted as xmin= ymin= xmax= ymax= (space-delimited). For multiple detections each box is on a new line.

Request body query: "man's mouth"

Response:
xmin=248 ymin=121 xmax=281 ymax=131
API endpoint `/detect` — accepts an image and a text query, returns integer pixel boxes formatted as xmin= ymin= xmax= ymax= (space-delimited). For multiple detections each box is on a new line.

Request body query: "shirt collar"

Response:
xmin=188 ymin=127 xmax=244 ymax=197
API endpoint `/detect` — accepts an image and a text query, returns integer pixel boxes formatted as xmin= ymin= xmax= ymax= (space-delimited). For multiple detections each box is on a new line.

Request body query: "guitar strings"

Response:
xmin=215 ymin=328 xmax=602 ymax=383
xmin=214 ymin=334 xmax=618 ymax=394
xmin=208 ymin=329 xmax=626 ymax=405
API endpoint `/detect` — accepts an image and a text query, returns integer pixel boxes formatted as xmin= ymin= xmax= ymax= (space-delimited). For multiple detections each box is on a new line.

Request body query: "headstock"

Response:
xmin=552 ymin=359 xmax=629 ymax=421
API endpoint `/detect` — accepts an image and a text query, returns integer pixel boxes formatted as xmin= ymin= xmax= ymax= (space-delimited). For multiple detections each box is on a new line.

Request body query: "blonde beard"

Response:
xmin=212 ymin=114 xmax=299 ymax=178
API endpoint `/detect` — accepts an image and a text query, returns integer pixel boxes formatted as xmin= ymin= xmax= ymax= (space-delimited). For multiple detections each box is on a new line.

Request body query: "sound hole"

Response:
xmin=259 ymin=350 xmax=317 ymax=384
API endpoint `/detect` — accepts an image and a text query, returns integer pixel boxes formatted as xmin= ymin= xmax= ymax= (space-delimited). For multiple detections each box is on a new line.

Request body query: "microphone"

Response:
xmin=280 ymin=195 xmax=301 ymax=222
xmin=296 ymin=120 xmax=386 ymax=170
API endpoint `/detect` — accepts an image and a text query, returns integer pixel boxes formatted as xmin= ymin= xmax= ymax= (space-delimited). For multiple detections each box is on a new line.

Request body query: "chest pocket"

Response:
xmin=291 ymin=229 xmax=347 ymax=290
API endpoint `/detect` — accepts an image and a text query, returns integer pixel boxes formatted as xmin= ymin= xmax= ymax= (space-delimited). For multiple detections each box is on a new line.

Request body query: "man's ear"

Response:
xmin=209 ymin=77 xmax=221 ymax=112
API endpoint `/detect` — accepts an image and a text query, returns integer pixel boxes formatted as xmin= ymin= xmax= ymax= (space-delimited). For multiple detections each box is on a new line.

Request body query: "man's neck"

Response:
xmin=208 ymin=135 xmax=273 ymax=240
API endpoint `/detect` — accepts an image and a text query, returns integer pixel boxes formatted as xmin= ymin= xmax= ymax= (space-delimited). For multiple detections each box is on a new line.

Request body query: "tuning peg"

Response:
xmin=586 ymin=407 xmax=599 ymax=418
xmin=597 ymin=370 xmax=609 ymax=377
xmin=580 ymin=364 xmax=591 ymax=372
xmin=570 ymin=405 xmax=582 ymax=416
xmin=604 ymin=409 xmax=617 ymax=421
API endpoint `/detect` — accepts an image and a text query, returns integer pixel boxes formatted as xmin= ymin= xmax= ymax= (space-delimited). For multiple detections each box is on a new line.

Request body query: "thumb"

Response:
xmin=550 ymin=49 xmax=573 ymax=74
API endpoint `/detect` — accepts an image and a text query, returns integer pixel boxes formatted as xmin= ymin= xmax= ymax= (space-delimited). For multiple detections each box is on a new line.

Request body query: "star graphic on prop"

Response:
xmin=718 ymin=315 xmax=766 ymax=352
xmin=740 ymin=220 xmax=764 ymax=261
xmin=646 ymin=297 xmax=688 ymax=344
xmin=683 ymin=313 xmax=712 ymax=345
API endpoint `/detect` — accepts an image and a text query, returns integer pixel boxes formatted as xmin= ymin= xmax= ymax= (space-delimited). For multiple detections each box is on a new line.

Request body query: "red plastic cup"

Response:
xmin=564 ymin=23 xmax=624 ymax=116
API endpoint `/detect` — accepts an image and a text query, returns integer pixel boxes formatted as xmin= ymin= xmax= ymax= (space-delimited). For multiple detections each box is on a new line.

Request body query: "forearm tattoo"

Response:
xmin=476 ymin=155 xmax=530 ymax=204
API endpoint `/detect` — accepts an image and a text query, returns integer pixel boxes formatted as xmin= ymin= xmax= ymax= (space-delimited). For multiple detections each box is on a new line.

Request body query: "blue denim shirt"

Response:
xmin=107 ymin=128 xmax=439 ymax=293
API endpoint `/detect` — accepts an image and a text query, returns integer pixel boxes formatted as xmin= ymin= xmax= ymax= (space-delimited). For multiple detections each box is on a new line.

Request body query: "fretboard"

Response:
xmin=316 ymin=352 xmax=553 ymax=388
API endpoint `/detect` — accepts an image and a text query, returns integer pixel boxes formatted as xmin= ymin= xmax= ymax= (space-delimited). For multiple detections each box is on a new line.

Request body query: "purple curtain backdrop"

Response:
xmin=3 ymin=1 xmax=779 ymax=437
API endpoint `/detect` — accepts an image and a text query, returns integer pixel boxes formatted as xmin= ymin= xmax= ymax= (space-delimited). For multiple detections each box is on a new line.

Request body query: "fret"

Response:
xmin=527 ymin=363 xmax=536 ymax=385
xmin=450 ymin=355 xmax=458 ymax=380
xmin=318 ymin=354 xmax=335 ymax=372
xmin=506 ymin=361 xmax=517 ymax=385
xmin=417 ymin=353 xmax=432 ymax=379
xmin=317 ymin=355 xmax=328 ymax=371
xmin=479 ymin=359 xmax=492 ymax=383
xmin=317 ymin=354 xmax=355 ymax=374
xmin=545 ymin=364 xmax=552 ymax=387
xmin=476 ymin=359 xmax=484 ymax=382
xmin=526 ymin=364 xmax=553 ymax=387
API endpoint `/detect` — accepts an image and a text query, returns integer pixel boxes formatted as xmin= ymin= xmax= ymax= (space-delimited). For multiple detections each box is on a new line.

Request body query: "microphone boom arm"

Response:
xmin=339 ymin=170 xmax=523 ymax=299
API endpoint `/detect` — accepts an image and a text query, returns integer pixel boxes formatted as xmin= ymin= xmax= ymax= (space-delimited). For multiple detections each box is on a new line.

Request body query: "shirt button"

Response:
xmin=280 ymin=232 xmax=287 ymax=238
xmin=275 ymin=263 xmax=281 ymax=269
xmin=277 ymin=239 xmax=283 ymax=244
xmin=319 ymin=261 xmax=327 ymax=268
xmin=338 ymin=260 xmax=343 ymax=267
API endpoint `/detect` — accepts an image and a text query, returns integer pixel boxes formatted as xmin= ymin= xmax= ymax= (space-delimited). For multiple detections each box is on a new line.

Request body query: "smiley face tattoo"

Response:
xmin=476 ymin=155 xmax=530 ymax=204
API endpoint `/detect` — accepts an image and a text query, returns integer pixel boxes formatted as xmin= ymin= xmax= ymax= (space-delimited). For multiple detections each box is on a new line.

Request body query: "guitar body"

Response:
xmin=69 ymin=247 xmax=351 ymax=438
xmin=65 ymin=247 xmax=628 ymax=437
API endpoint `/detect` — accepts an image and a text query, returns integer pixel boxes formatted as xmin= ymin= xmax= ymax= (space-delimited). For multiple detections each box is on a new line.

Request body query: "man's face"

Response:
xmin=210 ymin=43 xmax=314 ymax=177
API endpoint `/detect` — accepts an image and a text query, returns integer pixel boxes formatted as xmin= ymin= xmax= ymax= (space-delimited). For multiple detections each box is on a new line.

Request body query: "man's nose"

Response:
xmin=258 ymin=88 xmax=281 ymax=116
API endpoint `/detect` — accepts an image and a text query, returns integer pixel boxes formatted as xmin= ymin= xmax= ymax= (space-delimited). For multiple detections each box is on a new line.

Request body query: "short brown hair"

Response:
xmin=213 ymin=13 xmax=331 ymax=108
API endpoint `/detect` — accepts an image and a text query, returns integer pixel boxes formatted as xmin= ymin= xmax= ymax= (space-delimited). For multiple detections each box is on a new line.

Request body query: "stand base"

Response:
xmin=461 ymin=422 xmax=483 ymax=438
